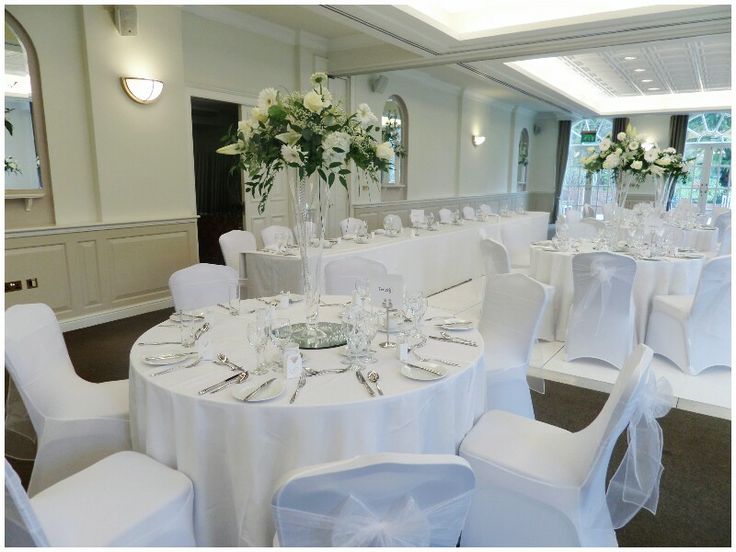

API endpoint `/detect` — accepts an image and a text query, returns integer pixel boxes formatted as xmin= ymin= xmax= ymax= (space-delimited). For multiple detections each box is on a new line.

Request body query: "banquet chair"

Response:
xmin=460 ymin=345 xmax=669 ymax=546
xmin=6 ymin=451 xmax=196 ymax=546
xmin=462 ymin=206 xmax=476 ymax=220
xmin=480 ymin=238 xmax=556 ymax=342
xmin=566 ymin=252 xmax=637 ymax=369
xmin=499 ymin=222 xmax=534 ymax=268
xmin=169 ymin=263 xmax=239 ymax=312
xmin=271 ymin=453 xmax=475 ymax=547
xmin=383 ymin=214 xmax=403 ymax=230
xmin=5 ymin=303 xmax=130 ymax=496
xmin=645 ymin=255 xmax=731 ymax=375
xmin=262 ymin=225 xmax=295 ymax=248
xmin=324 ymin=257 xmax=388 ymax=295
xmin=479 ymin=273 xmax=548 ymax=417
xmin=479 ymin=204 xmax=494 ymax=216
xmin=410 ymin=209 xmax=426 ymax=226
xmin=438 ymin=208 xmax=453 ymax=224
xmin=714 ymin=211 xmax=731 ymax=255
xmin=582 ymin=204 xmax=596 ymax=218
xmin=219 ymin=230 xmax=257 ymax=298
xmin=340 ymin=217 xmax=363 ymax=236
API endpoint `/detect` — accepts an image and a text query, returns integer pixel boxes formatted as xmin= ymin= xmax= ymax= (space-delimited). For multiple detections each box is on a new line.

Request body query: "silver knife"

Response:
xmin=356 ymin=370 xmax=375 ymax=397
xmin=289 ymin=372 xmax=307 ymax=404
xmin=145 ymin=351 xmax=198 ymax=361
xmin=199 ymin=372 xmax=247 ymax=395
xmin=152 ymin=356 xmax=202 ymax=377
xmin=404 ymin=361 xmax=444 ymax=377
xmin=240 ymin=378 xmax=276 ymax=401
xmin=138 ymin=341 xmax=183 ymax=346
xmin=429 ymin=335 xmax=478 ymax=347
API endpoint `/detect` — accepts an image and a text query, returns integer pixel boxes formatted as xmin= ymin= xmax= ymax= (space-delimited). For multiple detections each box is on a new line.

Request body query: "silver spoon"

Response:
xmin=216 ymin=353 xmax=245 ymax=372
xmin=194 ymin=322 xmax=210 ymax=341
xmin=367 ymin=370 xmax=383 ymax=395
xmin=304 ymin=366 xmax=349 ymax=376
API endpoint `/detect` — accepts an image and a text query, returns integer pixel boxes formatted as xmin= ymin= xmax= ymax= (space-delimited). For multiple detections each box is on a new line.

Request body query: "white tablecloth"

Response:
xmin=664 ymin=223 xmax=719 ymax=252
xmin=129 ymin=297 xmax=485 ymax=546
xmin=245 ymin=212 xmax=549 ymax=297
xmin=529 ymin=243 xmax=705 ymax=342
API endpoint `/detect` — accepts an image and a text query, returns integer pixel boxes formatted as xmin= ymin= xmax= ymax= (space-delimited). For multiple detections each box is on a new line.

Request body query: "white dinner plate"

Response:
xmin=438 ymin=318 xmax=474 ymax=331
xmin=232 ymin=378 xmax=285 ymax=402
xmin=143 ymin=352 xmax=200 ymax=366
xmin=400 ymin=362 xmax=448 ymax=381
xmin=678 ymin=253 xmax=704 ymax=259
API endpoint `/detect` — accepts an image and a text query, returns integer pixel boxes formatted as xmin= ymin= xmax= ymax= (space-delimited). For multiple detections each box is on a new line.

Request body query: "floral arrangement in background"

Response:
xmin=5 ymin=156 xmax=21 ymax=174
xmin=581 ymin=125 xmax=692 ymax=183
xmin=217 ymin=72 xmax=394 ymax=213
xmin=381 ymin=112 xmax=406 ymax=158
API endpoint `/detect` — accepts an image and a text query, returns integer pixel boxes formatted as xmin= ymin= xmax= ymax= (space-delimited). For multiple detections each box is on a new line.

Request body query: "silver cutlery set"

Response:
xmin=138 ymin=322 xmax=210 ymax=346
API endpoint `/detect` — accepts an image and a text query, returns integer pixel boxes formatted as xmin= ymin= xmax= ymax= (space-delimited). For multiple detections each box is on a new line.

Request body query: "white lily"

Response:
xmin=276 ymin=125 xmax=301 ymax=147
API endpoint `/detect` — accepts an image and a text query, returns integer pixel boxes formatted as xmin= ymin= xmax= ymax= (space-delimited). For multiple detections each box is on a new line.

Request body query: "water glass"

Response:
xmin=402 ymin=290 xmax=427 ymax=342
xmin=228 ymin=282 xmax=240 ymax=316
xmin=247 ymin=319 xmax=270 ymax=375
xmin=177 ymin=312 xmax=197 ymax=348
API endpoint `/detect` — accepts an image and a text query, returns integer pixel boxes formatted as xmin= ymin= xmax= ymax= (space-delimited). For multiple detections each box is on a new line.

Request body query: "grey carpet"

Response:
xmin=6 ymin=308 xmax=730 ymax=546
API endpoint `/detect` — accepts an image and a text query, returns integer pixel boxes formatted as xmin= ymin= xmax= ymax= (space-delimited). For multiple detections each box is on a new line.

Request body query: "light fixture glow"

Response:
xmin=624 ymin=56 xmax=637 ymax=60
xmin=647 ymin=87 xmax=661 ymax=91
xmin=641 ymin=79 xmax=653 ymax=83
xmin=472 ymin=135 xmax=486 ymax=146
xmin=634 ymin=68 xmax=646 ymax=72
xmin=121 ymin=77 xmax=164 ymax=104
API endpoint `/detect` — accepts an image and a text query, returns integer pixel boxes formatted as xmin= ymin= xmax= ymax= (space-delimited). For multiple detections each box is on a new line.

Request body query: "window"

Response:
xmin=517 ymin=128 xmax=529 ymax=191
xmin=560 ymin=118 xmax=613 ymax=216
xmin=673 ymin=112 xmax=731 ymax=210
xmin=380 ymin=95 xmax=407 ymax=201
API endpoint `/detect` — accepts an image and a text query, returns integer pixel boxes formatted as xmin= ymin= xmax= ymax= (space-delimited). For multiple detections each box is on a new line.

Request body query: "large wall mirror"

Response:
xmin=517 ymin=128 xmax=529 ymax=191
xmin=5 ymin=11 xmax=51 ymax=204
xmin=380 ymin=94 xmax=408 ymax=202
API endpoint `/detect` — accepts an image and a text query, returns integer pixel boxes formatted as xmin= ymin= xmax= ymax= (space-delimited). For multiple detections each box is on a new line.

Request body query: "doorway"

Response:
xmin=191 ymin=97 xmax=241 ymax=264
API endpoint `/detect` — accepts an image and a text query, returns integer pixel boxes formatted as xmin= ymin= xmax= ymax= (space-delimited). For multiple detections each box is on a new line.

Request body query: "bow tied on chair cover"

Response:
xmin=578 ymin=258 xmax=618 ymax=334
xmin=606 ymin=371 xmax=673 ymax=529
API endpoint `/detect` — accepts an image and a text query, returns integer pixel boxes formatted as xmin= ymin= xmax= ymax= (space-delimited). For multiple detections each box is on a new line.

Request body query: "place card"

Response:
xmin=370 ymin=274 xmax=405 ymax=306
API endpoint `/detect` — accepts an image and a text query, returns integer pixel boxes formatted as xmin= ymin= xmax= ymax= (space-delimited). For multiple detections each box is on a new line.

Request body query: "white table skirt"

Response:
xmin=529 ymin=244 xmax=705 ymax=342
xmin=129 ymin=297 xmax=485 ymax=546
xmin=663 ymin=224 xmax=719 ymax=252
xmin=244 ymin=212 xmax=549 ymax=297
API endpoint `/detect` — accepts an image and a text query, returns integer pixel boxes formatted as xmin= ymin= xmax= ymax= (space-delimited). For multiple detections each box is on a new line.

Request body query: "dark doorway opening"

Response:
xmin=191 ymin=97 xmax=241 ymax=265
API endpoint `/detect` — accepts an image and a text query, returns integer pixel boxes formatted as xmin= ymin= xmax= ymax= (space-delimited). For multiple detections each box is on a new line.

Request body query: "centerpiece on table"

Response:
xmin=217 ymin=72 xmax=394 ymax=343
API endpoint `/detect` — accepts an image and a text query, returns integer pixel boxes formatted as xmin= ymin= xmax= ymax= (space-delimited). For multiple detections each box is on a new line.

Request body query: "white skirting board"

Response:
xmin=58 ymin=296 xmax=174 ymax=332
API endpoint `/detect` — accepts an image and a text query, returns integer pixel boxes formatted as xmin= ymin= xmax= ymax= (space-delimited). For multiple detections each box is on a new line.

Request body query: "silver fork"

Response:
xmin=151 ymin=356 xmax=202 ymax=376
xmin=304 ymin=367 xmax=349 ymax=376
xmin=412 ymin=350 xmax=460 ymax=367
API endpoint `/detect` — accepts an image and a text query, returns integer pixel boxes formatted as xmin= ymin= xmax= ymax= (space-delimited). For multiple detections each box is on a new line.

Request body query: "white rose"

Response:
xmin=643 ymin=148 xmax=659 ymax=163
xmin=257 ymin=88 xmax=279 ymax=111
xmin=587 ymin=147 xmax=595 ymax=153
xmin=617 ymin=132 xmax=627 ymax=141
xmin=250 ymin=106 xmax=267 ymax=123
xmin=631 ymin=160 xmax=643 ymax=170
xmin=599 ymin=138 xmax=612 ymax=151
xmin=281 ymin=144 xmax=305 ymax=166
xmin=357 ymin=103 xmax=378 ymax=127
xmin=655 ymin=155 xmax=672 ymax=166
xmin=628 ymin=141 xmax=639 ymax=151
xmin=664 ymin=147 xmax=676 ymax=154
xmin=375 ymin=141 xmax=394 ymax=160
xmin=649 ymin=164 xmax=665 ymax=176
xmin=603 ymin=153 xmax=621 ymax=169
xmin=681 ymin=163 xmax=690 ymax=173
xmin=303 ymin=90 xmax=326 ymax=113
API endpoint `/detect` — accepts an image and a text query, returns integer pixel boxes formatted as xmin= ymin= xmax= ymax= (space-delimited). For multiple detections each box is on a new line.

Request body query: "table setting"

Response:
xmin=129 ymin=293 xmax=485 ymax=546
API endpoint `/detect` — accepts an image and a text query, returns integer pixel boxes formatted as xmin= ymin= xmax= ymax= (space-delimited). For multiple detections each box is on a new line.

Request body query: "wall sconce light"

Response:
xmin=121 ymin=77 xmax=164 ymax=104
xmin=472 ymin=135 xmax=486 ymax=147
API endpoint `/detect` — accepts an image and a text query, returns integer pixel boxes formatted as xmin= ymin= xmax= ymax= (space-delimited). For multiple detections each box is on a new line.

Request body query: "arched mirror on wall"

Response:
xmin=517 ymin=128 xmax=529 ymax=191
xmin=5 ymin=10 xmax=51 ymax=210
xmin=380 ymin=95 xmax=407 ymax=202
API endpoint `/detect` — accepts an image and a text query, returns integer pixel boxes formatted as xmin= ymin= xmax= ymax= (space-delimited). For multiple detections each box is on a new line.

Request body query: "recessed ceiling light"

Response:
xmin=647 ymin=87 xmax=660 ymax=91
xmin=634 ymin=68 xmax=646 ymax=72
xmin=624 ymin=56 xmax=637 ymax=60
xmin=641 ymin=79 xmax=653 ymax=83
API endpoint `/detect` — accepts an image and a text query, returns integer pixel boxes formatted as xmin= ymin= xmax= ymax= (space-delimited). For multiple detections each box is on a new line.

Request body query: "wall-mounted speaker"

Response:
xmin=533 ymin=123 xmax=542 ymax=135
xmin=114 ymin=6 xmax=138 ymax=36
xmin=369 ymin=74 xmax=388 ymax=94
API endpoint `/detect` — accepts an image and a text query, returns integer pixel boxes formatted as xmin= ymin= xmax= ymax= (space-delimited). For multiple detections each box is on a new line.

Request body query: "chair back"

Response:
xmin=480 ymin=238 xmax=511 ymax=276
xmin=689 ymin=255 xmax=731 ymax=363
xmin=5 ymin=460 xmax=49 ymax=546
xmin=438 ymin=208 xmax=452 ymax=224
xmin=479 ymin=274 xmax=546 ymax=372
xmin=479 ymin=204 xmax=493 ymax=216
xmin=383 ymin=214 xmax=403 ymax=230
xmin=272 ymin=453 xmax=475 ymax=547
xmin=714 ymin=211 xmax=731 ymax=254
xmin=340 ymin=217 xmax=363 ymax=236
xmin=409 ymin=210 xmax=426 ymax=226
xmin=567 ymin=252 xmax=636 ymax=368
xmin=261 ymin=225 xmax=295 ymax=248
xmin=462 ymin=206 xmax=475 ymax=220
xmin=582 ymin=204 xmax=595 ymax=218
xmin=565 ymin=208 xmax=583 ymax=223
xmin=324 ymin=257 xmax=388 ymax=295
xmin=500 ymin=222 xmax=533 ymax=267
xmin=169 ymin=263 xmax=238 ymax=312
xmin=218 ymin=230 xmax=257 ymax=275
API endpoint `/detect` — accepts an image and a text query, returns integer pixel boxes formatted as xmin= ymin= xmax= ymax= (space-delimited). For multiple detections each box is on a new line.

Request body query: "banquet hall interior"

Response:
xmin=3 ymin=1 xmax=732 ymax=548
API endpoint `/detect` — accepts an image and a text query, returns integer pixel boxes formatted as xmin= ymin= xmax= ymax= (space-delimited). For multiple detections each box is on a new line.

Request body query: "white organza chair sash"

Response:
xmin=5 ymin=460 xmax=49 ymax=546
xmin=273 ymin=490 xmax=473 ymax=547
xmin=606 ymin=372 xmax=673 ymax=528
xmin=575 ymin=256 xmax=631 ymax=334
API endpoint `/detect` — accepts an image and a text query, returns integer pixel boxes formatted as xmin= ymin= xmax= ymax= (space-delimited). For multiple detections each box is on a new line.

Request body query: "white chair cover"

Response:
xmin=340 ymin=217 xmax=363 ymax=236
xmin=479 ymin=274 xmax=547 ymax=418
xmin=324 ymin=257 xmax=388 ymax=295
xmin=645 ymin=255 xmax=731 ymax=374
xmin=566 ymin=252 xmax=637 ymax=369
xmin=582 ymin=204 xmax=596 ymax=218
xmin=262 ymin=225 xmax=295 ymax=248
xmin=460 ymin=345 xmax=672 ymax=546
xmin=479 ymin=204 xmax=493 ymax=216
xmin=565 ymin=208 xmax=583 ymax=223
xmin=169 ymin=263 xmax=239 ymax=312
xmin=500 ymin=221 xmax=533 ymax=268
xmin=7 ymin=451 xmax=197 ymax=546
xmin=219 ymin=230 xmax=256 ymax=275
xmin=462 ymin=206 xmax=476 ymax=220
xmin=438 ymin=208 xmax=453 ymax=224
xmin=272 ymin=453 xmax=475 ymax=547
xmin=383 ymin=214 xmax=403 ymax=230
xmin=480 ymin=238 xmax=512 ymax=275
xmin=714 ymin=211 xmax=731 ymax=255
xmin=4 ymin=304 xmax=130 ymax=496
xmin=409 ymin=209 xmax=426 ymax=226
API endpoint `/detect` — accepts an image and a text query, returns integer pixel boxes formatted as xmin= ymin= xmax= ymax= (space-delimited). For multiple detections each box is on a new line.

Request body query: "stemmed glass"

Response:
xmin=247 ymin=316 xmax=271 ymax=375
xmin=402 ymin=290 xmax=428 ymax=345
xmin=426 ymin=212 xmax=436 ymax=230
xmin=354 ymin=279 xmax=371 ymax=308
xmin=270 ymin=317 xmax=292 ymax=372
xmin=341 ymin=310 xmax=368 ymax=369
xmin=361 ymin=309 xmax=380 ymax=364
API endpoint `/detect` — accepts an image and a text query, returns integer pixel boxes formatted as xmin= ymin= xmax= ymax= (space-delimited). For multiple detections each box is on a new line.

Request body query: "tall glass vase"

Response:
xmin=286 ymin=168 xmax=330 ymax=339
xmin=614 ymin=170 xmax=635 ymax=209
xmin=653 ymin=173 xmax=676 ymax=215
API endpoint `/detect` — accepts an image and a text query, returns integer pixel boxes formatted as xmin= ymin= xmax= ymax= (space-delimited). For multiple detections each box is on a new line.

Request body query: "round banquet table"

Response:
xmin=663 ymin=223 xmax=719 ymax=252
xmin=129 ymin=296 xmax=485 ymax=546
xmin=529 ymin=242 xmax=705 ymax=342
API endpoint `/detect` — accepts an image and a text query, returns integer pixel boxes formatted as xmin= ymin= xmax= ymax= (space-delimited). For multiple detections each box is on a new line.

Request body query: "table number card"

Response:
xmin=370 ymin=274 xmax=405 ymax=306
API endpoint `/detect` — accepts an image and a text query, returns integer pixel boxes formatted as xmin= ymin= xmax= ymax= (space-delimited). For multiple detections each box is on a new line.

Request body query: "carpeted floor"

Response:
xmin=6 ymin=308 xmax=731 ymax=547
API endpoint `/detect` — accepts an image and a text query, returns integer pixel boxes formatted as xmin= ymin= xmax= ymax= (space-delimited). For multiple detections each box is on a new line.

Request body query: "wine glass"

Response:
xmin=342 ymin=312 xmax=368 ymax=369
xmin=402 ymin=290 xmax=427 ymax=344
xmin=354 ymin=279 xmax=371 ymax=308
xmin=247 ymin=319 xmax=270 ymax=375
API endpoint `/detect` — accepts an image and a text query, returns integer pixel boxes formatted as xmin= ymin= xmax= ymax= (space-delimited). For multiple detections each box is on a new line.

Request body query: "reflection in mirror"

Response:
xmin=5 ymin=11 xmax=49 ymax=198
xmin=517 ymin=128 xmax=529 ymax=191
xmin=380 ymin=95 xmax=407 ymax=202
